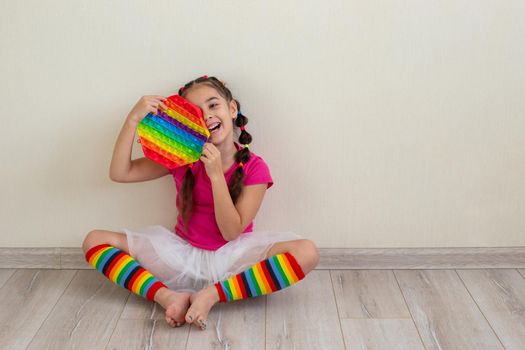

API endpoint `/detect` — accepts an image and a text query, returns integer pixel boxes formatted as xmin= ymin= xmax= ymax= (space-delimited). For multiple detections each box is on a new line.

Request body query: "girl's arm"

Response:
xmin=210 ymin=176 xmax=267 ymax=241
xmin=109 ymin=96 xmax=170 ymax=183
xmin=109 ymin=119 xmax=170 ymax=182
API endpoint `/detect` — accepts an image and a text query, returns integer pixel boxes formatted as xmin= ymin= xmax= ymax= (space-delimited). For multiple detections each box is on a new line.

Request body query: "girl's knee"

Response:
xmin=304 ymin=239 xmax=320 ymax=267
xmin=82 ymin=230 xmax=100 ymax=253
xmin=82 ymin=229 xmax=128 ymax=254
xmin=292 ymin=239 xmax=320 ymax=272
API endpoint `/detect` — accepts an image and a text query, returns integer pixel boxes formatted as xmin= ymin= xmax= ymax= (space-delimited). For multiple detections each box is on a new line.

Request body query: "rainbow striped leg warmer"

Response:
xmin=85 ymin=244 xmax=167 ymax=301
xmin=215 ymin=252 xmax=305 ymax=302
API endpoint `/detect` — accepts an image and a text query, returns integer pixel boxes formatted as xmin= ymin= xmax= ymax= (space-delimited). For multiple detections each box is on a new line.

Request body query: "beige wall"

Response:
xmin=1 ymin=1 xmax=524 ymax=248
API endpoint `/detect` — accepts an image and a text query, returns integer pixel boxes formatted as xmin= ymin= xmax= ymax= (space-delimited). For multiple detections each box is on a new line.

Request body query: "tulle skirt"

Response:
xmin=119 ymin=225 xmax=303 ymax=293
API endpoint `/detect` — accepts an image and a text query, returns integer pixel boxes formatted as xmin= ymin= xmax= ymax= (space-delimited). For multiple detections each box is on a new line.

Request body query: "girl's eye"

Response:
xmin=209 ymin=103 xmax=218 ymax=109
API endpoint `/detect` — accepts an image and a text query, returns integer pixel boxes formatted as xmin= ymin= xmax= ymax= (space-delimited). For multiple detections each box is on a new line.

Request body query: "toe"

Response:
xmin=197 ymin=317 xmax=207 ymax=330
xmin=166 ymin=315 xmax=180 ymax=327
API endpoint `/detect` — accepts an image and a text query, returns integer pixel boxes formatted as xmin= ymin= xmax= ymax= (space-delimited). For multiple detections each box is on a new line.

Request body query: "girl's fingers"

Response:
xmin=146 ymin=96 xmax=167 ymax=108
xmin=154 ymin=98 xmax=168 ymax=110
xmin=212 ymin=147 xmax=220 ymax=157
xmin=149 ymin=100 xmax=168 ymax=111
xmin=203 ymin=143 xmax=219 ymax=156
xmin=148 ymin=96 xmax=167 ymax=103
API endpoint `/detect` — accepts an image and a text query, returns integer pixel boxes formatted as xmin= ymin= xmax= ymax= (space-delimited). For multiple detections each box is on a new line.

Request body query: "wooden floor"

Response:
xmin=1 ymin=269 xmax=524 ymax=349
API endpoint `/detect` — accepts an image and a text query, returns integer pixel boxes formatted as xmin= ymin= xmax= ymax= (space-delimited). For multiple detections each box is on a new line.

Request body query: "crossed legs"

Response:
xmin=83 ymin=231 xmax=320 ymax=330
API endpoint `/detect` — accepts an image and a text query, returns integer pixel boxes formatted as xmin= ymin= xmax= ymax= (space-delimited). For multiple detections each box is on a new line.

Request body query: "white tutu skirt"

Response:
xmin=119 ymin=225 xmax=303 ymax=293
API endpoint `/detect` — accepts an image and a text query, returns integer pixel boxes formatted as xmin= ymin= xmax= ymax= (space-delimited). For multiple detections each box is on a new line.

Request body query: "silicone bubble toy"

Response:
xmin=137 ymin=95 xmax=210 ymax=168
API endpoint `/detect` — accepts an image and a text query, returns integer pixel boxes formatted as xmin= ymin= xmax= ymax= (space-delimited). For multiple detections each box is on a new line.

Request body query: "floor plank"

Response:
xmin=266 ymin=270 xmax=345 ymax=350
xmin=0 ymin=269 xmax=76 ymax=350
xmin=119 ymin=293 xmax=165 ymax=320
xmin=108 ymin=319 xmax=189 ymax=350
xmin=26 ymin=270 xmax=130 ymax=350
xmin=0 ymin=269 xmax=15 ymax=287
xmin=394 ymin=270 xmax=504 ymax=350
xmin=107 ymin=294 xmax=190 ymax=350
xmin=331 ymin=270 xmax=411 ymax=318
xmin=518 ymin=269 xmax=525 ymax=279
xmin=185 ymin=297 xmax=266 ymax=350
xmin=457 ymin=269 xmax=525 ymax=350
xmin=332 ymin=270 xmax=423 ymax=348
xmin=340 ymin=319 xmax=425 ymax=349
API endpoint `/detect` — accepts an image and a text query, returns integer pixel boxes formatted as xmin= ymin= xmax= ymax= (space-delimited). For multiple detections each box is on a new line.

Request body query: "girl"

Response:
xmin=82 ymin=76 xmax=320 ymax=331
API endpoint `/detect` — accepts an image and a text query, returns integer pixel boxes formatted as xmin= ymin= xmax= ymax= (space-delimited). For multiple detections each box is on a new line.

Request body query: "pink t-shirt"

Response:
xmin=170 ymin=144 xmax=273 ymax=251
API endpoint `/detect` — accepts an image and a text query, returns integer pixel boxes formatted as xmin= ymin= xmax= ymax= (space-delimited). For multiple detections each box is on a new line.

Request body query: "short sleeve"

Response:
xmin=243 ymin=155 xmax=274 ymax=189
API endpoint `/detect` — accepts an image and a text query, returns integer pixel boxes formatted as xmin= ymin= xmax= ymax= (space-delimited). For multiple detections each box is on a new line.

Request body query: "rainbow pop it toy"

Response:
xmin=137 ymin=95 xmax=210 ymax=168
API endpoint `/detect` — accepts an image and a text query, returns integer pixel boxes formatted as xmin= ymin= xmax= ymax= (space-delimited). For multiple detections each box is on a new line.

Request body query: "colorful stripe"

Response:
xmin=278 ymin=253 xmax=299 ymax=283
xmin=137 ymin=94 xmax=210 ymax=169
xmin=215 ymin=252 xmax=305 ymax=302
xmin=85 ymin=244 xmax=167 ymax=301
xmin=254 ymin=262 xmax=270 ymax=294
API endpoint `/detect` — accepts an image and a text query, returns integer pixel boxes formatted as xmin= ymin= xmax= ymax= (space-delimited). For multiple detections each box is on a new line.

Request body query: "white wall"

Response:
xmin=1 ymin=0 xmax=524 ymax=248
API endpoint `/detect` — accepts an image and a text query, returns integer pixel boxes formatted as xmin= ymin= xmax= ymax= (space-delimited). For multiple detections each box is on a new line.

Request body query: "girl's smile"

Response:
xmin=207 ymin=121 xmax=222 ymax=137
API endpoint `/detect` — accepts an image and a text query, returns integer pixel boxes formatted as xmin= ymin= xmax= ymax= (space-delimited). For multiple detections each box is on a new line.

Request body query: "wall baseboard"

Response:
xmin=1 ymin=247 xmax=524 ymax=269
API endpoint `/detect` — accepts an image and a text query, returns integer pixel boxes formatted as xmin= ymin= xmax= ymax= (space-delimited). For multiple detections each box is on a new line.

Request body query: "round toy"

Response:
xmin=137 ymin=95 xmax=210 ymax=168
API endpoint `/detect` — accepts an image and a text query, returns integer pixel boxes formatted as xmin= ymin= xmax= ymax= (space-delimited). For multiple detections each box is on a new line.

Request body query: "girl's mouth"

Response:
xmin=208 ymin=122 xmax=221 ymax=134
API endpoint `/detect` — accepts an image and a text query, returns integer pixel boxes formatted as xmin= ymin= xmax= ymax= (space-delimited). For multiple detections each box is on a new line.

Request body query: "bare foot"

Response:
xmin=154 ymin=288 xmax=192 ymax=327
xmin=185 ymin=284 xmax=220 ymax=330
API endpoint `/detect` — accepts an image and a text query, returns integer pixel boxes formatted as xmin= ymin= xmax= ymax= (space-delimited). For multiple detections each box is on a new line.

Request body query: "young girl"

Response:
xmin=82 ymin=75 xmax=320 ymax=331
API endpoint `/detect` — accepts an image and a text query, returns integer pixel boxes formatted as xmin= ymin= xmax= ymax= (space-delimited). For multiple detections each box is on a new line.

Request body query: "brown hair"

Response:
xmin=177 ymin=76 xmax=252 ymax=226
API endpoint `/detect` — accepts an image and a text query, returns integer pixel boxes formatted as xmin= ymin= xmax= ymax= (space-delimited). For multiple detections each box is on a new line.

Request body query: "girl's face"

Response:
xmin=184 ymin=84 xmax=237 ymax=147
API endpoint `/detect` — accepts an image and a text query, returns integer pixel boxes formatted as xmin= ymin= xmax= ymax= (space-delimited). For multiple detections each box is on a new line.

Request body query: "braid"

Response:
xmin=177 ymin=76 xmax=253 ymax=226
xmin=229 ymin=100 xmax=252 ymax=203
xmin=178 ymin=166 xmax=195 ymax=227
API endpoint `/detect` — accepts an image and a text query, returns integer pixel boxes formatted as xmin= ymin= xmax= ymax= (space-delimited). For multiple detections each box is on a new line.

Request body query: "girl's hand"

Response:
xmin=200 ymin=143 xmax=223 ymax=181
xmin=126 ymin=95 xmax=168 ymax=125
